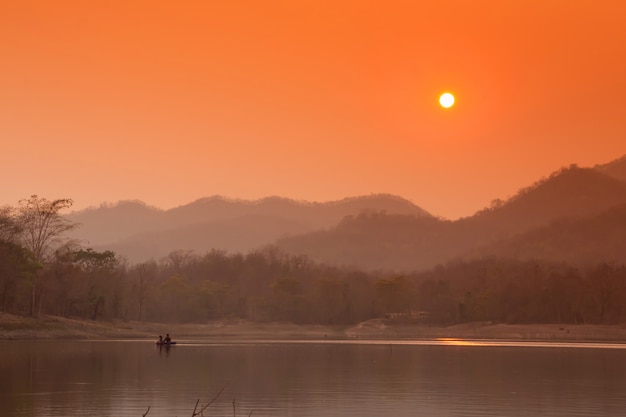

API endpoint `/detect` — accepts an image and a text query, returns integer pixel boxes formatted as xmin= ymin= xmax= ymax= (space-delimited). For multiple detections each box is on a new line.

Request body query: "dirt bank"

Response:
xmin=2 ymin=313 xmax=626 ymax=342
xmin=345 ymin=319 xmax=626 ymax=342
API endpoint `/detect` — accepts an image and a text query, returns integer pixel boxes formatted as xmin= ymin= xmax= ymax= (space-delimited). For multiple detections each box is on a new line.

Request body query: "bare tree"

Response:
xmin=0 ymin=206 xmax=21 ymax=243
xmin=131 ymin=260 xmax=157 ymax=320
xmin=15 ymin=195 xmax=78 ymax=316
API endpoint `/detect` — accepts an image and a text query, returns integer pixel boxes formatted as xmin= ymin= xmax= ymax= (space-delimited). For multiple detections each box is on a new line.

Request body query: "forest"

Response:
xmin=1 ymin=195 xmax=626 ymax=326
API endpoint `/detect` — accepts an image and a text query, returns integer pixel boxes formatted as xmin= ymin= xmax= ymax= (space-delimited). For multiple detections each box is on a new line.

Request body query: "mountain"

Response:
xmin=67 ymin=200 xmax=163 ymax=245
xmin=594 ymin=154 xmax=626 ymax=183
xmin=65 ymin=194 xmax=430 ymax=262
xmin=274 ymin=213 xmax=456 ymax=271
xmin=65 ymin=156 xmax=626 ymax=270
xmin=274 ymin=165 xmax=626 ymax=271
xmin=458 ymin=165 xmax=626 ymax=245
xmin=95 ymin=214 xmax=311 ymax=262
xmin=473 ymin=203 xmax=626 ymax=265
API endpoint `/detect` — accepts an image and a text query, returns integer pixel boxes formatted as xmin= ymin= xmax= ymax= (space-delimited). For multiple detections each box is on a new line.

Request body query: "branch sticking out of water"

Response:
xmin=144 ymin=384 xmax=252 ymax=417
xmin=231 ymin=398 xmax=254 ymax=417
xmin=192 ymin=383 xmax=228 ymax=416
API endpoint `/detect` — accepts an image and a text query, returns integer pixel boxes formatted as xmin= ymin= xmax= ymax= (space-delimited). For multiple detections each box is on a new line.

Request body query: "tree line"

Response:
xmin=1 ymin=195 xmax=625 ymax=325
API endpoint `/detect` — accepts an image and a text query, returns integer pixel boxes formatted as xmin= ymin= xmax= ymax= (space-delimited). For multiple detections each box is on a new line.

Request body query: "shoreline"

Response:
xmin=2 ymin=313 xmax=626 ymax=343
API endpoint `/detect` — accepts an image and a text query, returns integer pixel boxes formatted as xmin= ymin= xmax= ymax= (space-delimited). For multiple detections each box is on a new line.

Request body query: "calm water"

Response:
xmin=2 ymin=339 xmax=626 ymax=416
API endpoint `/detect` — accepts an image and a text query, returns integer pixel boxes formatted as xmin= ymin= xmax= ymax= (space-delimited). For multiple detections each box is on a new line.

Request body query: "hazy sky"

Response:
xmin=2 ymin=1 xmax=624 ymax=219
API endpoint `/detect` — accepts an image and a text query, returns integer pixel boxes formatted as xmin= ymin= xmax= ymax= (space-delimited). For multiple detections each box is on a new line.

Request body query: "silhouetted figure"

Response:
xmin=158 ymin=335 xmax=163 ymax=344
xmin=164 ymin=333 xmax=171 ymax=343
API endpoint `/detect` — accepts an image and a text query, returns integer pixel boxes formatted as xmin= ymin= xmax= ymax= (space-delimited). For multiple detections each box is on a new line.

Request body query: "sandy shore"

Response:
xmin=2 ymin=313 xmax=626 ymax=342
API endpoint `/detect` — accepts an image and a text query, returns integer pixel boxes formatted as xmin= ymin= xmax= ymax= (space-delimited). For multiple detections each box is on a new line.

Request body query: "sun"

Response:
xmin=439 ymin=92 xmax=455 ymax=109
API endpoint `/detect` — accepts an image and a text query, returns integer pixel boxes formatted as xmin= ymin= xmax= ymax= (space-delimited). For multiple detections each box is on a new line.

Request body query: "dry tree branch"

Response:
xmin=144 ymin=384 xmax=235 ymax=417
xmin=193 ymin=383 xmax=228 ymax=417
xmin=233 ymin=397 xmax=254 ymax=417
xmin=191 ymin=399 xmax=201 ymax=416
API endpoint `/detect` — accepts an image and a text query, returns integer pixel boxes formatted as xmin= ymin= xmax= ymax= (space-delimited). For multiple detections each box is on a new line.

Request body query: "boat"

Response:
xmin=155 ymin=341 xmax=177 ymax=346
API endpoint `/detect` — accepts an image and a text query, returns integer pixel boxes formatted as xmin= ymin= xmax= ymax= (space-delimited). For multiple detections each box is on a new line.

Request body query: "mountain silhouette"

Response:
xmin=65 ymin=156 xmax=626 ymax=270
xmin=66 ymin=194 xmax=430 ymax=262
xmin=471 ymin=202 xmax=626 ymax=265
xmin=460 ymin=165 xmax=626 ymax=244
xmin=275 ymin=164 xmax=626 ymax=271
xmin=594 ymin=154 xmax=626 ymax=182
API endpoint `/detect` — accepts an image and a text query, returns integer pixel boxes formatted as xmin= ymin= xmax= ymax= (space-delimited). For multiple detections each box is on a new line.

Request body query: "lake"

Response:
xmin=2 ymin=339 xmax=626 ymax=416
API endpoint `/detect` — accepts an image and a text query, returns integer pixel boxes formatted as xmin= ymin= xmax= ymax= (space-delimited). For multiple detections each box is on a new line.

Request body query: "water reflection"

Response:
xmin=175 ymin=338 xmax=626 ymax=350
xmin=2 ymin=339 xmax=626 ymax=416
xmin=156 ymin=344 xmax=173 ymax=356
xmin=432 ymin=338 xmax=626 ymax=349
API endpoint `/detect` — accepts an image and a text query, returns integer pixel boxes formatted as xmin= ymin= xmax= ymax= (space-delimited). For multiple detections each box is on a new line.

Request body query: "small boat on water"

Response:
xmin=156 ymin=334 xmax=175 ymax=346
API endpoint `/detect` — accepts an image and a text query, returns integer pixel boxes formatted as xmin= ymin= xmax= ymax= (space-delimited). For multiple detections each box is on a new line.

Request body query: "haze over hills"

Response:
xmin=473 ymin=202 xmax=626 ymax=265
xmin=458 ymin=165 xmax=626 ymax=243
xmin=275 ymin=161 xmax=626 ymax=271
xmin=66 ymin=194 xmax=430 ymax=261
xmin=65 ymin=155 xmax=626 ymax=270
xmin=595 ymin=155 xmax=626 ymax=183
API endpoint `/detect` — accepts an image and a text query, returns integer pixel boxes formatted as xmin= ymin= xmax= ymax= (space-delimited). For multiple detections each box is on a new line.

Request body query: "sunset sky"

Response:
xmin=1 ymin=1 xmax=625 ymax=219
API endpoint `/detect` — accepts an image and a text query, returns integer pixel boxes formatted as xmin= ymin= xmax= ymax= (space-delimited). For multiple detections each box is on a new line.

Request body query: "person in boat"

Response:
xmin=164 ymin=333 xmax=171 ymax=343
xmin=158 ymin=335 xmax=163 ymax=344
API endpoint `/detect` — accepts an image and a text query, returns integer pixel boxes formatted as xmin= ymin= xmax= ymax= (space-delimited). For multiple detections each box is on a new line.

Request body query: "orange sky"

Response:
xmin=1 ymin=0 xmax=625 ymax=219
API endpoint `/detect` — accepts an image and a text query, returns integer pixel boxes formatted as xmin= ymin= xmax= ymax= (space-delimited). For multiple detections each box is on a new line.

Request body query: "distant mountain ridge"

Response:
xmin=460 ymin=164 xmax=626 ymax=243
xmin=595 ymin=155 xmax=626 ymax=183
xmin=472 ymin=202 xmax=626 ymax=264
xmin=66 ymin=155 xmax=626 ymax=270
xmin=66 ymin=194 xmax=430 ymax=261
xmin=275 ymin=161 xmax=626 ymax=271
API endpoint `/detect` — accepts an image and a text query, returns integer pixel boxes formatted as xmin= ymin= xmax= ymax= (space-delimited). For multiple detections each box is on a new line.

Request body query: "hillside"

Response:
xmin=65 ymin=194 xmax=430 ymax=262
xmin=275 ymin=166 xmax=626 ymax=271
xmin=100 ymin=214 xmax=309 ymax=262
xmin=595 ymin=154 xmax=626 ymax=182
xmin=276 ymin=213 xmax=456 ymax=271
xmin=471 ymin=203 xmax=626 ymax=265
xmin=66 ymin=200 xmax=163 ymax=245
xmin=63 ymin=158 xmax=626 ymax=270
xmin=462 ymin=166 xmax=626 ymax=238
